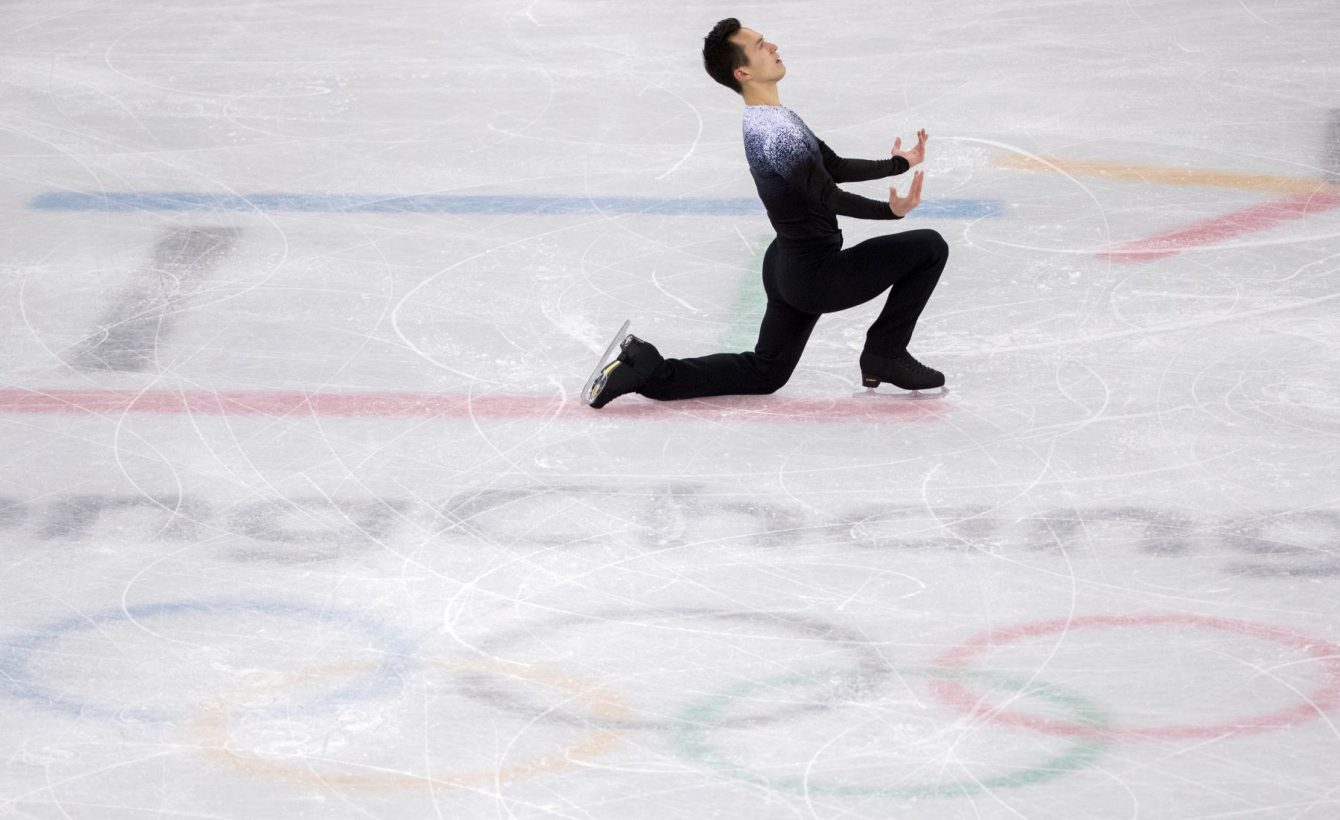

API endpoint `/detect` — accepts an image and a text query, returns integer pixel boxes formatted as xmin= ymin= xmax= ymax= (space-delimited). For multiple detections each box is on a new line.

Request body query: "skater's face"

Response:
xmin=730 ymin=27 xmax=786 ymax=88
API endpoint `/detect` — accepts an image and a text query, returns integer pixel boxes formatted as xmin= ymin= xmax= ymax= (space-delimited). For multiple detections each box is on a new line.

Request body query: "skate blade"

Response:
xmin=581 ymin=319 xmax=631 ymax=405
xmin=852 ymin=386 xmax=949 ymax=401
xmin=586 ymin=361 xmax=622 ymax=405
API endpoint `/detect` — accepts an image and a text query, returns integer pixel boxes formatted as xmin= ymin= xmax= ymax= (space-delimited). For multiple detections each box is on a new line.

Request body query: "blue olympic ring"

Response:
xmin=0 ymin=598 xmax=416 ymax=723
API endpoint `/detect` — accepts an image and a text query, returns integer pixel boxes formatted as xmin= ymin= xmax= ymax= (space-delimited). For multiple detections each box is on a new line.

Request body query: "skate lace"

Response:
xmin=896 ymin=351 xmax=936 ymax=375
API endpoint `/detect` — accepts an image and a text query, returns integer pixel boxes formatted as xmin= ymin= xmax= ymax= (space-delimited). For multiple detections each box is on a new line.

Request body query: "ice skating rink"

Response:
xmin=3 ymin=1 xmax=1339 ymax=817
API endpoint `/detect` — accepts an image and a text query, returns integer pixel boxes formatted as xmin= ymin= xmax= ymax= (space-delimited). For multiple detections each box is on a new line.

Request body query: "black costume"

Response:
xmin=637 ymin=104 xmax=948 ymax=400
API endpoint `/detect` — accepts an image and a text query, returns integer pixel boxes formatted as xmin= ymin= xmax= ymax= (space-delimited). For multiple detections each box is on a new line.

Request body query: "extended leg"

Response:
xmin=637 ymin=241 xmax=821 ymax=401
xmin=636 ymin=302 xmax=819 ymax=400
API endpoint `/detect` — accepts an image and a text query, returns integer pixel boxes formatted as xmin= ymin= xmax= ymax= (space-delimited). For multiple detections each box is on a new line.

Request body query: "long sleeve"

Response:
xmin=817 ymin=139 xmax=910 ymax=183
xmin=743 ymin=105 xmax=906 ymax=240
xmin=792 ymin=143 xmax=901 ymax=221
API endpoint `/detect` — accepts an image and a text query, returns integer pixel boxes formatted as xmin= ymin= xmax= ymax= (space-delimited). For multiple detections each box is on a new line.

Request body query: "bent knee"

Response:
xmin=754 ymin=364 xmax=797 ymax=394
xmin=920 ymin=229 xmax=949 ymax=261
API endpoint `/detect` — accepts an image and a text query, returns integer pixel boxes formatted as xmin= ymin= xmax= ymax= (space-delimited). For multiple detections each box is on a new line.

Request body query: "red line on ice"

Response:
xmin=0 ymin=388 xmax=946 ymax=423
xmin=1103 ymin=191 xmax=1340 ymax=262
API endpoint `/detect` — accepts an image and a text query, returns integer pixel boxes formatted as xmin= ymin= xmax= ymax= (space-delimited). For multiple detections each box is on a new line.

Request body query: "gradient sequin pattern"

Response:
xmin=742 ymin=105 xmax=841 ymax=240
xmin=743 ymin=105 xmax=819 ymax=182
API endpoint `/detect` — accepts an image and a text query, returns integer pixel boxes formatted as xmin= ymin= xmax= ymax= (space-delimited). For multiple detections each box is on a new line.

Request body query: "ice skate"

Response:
xmin=856 ymin=350 xmax=948 ymax=399
xmin=581 ymin=319 xmax=630 ymax=405
xmin=583 ymin=323 xmax=665 ymax=408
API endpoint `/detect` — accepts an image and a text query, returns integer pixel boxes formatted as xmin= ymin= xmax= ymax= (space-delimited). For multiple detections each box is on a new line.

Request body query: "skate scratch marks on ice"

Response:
xmin=997 ymin=155 xmax=1340 ymax=196
xmin=997 ymin=155 xmax=1340 ymax=261
xmin=0 ymin=388 xmax=948 ymax=424
xmin=1101 ymin=192 xmax=1340 ymax=260
xmin=28 ymin=192 xmax=1003 ymax=219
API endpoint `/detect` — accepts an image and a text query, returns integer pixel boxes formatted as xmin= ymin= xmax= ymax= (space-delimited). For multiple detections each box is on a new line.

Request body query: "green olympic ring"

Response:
xmin=667 ymin=666 xmax=1111 ymax=800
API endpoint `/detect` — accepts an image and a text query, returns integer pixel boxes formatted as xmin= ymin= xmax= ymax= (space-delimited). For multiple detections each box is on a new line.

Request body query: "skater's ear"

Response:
xmin=703 ymin=18 xmax=748 ymax=94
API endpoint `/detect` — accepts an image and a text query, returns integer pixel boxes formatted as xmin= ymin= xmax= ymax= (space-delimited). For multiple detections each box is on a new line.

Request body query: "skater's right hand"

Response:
xmin=888 ymin=170 xmax=924 ymax=217
xmin=891 ymin=129 xmax=928 ymax=167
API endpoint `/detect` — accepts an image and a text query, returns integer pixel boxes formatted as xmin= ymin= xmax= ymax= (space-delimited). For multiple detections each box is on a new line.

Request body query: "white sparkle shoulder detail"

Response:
xmin=743 ymin=107 xmax=814 ymax=177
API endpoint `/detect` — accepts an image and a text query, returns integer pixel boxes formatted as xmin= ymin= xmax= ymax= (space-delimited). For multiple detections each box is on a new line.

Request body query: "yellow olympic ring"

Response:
xmin=191 ymin=659 xmax=632 ymax=791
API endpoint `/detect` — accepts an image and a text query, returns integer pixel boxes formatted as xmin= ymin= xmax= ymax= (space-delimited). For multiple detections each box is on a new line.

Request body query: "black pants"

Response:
xmin=639 ymin=228 xmax=948 ymax=400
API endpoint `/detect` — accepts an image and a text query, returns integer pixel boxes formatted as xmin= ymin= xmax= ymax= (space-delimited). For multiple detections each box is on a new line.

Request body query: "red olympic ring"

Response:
xmin=930 ymin=613 xmax=1340 ymax=741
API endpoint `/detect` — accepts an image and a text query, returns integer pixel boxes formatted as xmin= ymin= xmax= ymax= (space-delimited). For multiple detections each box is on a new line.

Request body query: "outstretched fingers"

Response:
xmin=888 ymin=170 xmax=925 ymax=217
xmin=892 ymin=129 xmax=930 ymax=167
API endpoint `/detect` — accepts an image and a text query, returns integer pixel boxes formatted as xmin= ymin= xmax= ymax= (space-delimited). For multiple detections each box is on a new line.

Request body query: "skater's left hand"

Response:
xmin=888 ymin=170 xmax=924 ymax=217
xmin=892 ymin=129 xmax=928 ymax=168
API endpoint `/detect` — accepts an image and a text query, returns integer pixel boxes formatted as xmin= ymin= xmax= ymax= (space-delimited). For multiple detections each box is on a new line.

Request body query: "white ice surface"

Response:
xmin=3 ymin=1 xmax=1340 ymax=817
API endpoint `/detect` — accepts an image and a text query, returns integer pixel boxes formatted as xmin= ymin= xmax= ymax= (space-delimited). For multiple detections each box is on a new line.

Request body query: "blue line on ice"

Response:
xmin=29 ymin=192 xmax=1003 ymax=219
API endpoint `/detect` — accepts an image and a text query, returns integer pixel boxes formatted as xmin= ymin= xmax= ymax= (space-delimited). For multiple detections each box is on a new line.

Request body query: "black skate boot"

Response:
xmin=587 ymin=334 xmax=664 ymax=409
xmin=859 ymin=349 xmax=945 ymax=391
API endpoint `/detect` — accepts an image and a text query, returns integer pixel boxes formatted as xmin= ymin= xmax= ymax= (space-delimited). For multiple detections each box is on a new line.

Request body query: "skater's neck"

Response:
xmin=741 ymin=84 xmax=781 ymax=107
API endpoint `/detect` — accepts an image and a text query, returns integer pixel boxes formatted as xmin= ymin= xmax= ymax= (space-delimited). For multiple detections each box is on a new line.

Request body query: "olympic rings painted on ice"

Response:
xmin=453 ymin=607 xmax=891 ymax=730
xmin=931 ymin=613 xmax=1340 ymax=741
xmin=191 ymin=659 xmax=632 ymax=791
xmin=667 ymin=666 xmax=1111 ymax=799
xmin=0 ymin=599 xmax=415 ymax=722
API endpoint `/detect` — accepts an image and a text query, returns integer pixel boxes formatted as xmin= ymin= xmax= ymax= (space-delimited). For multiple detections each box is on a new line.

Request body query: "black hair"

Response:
xmin=703 ymin=18 xmax=747 ymax=94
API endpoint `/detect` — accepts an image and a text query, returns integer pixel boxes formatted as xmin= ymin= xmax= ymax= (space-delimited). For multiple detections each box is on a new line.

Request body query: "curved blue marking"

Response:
xmin=0 ymin=598 xmax=416 ymax=723
xmin=28 ymin=192 xmax=1002 ymax=219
